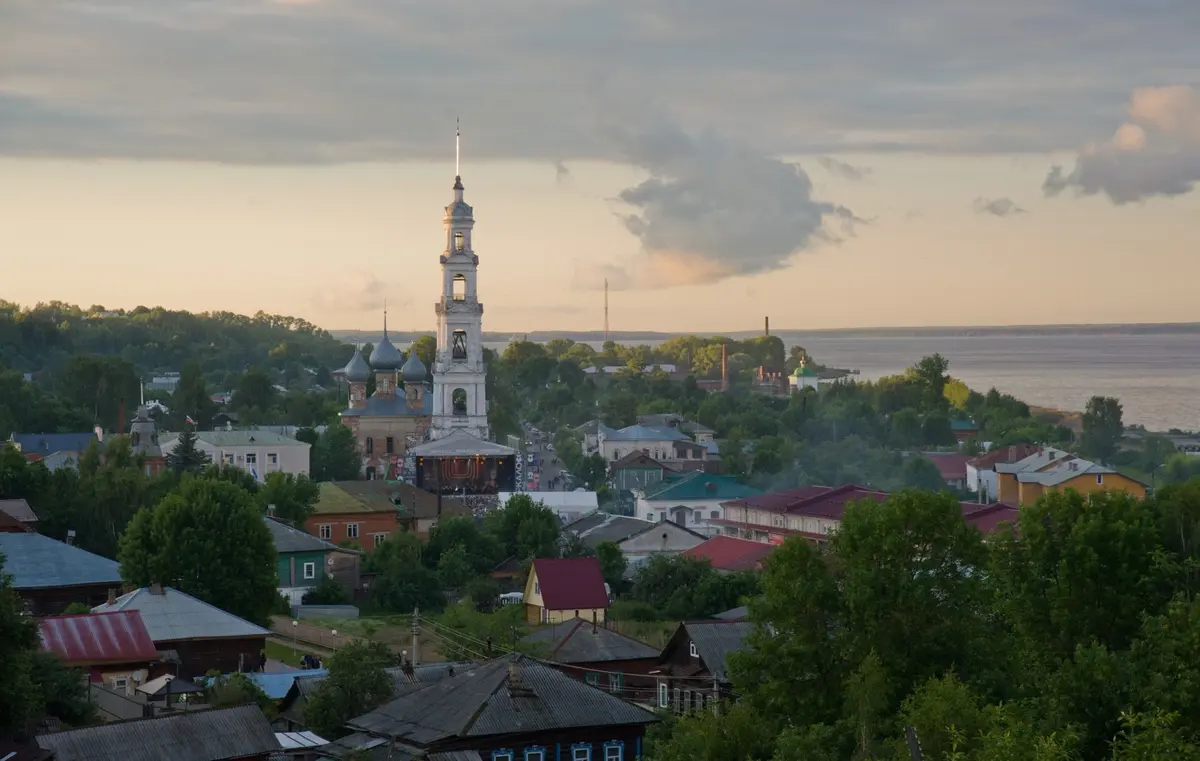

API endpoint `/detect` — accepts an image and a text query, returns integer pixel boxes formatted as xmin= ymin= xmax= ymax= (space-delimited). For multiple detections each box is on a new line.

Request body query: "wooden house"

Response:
xmin=656 ymin=620 xmax=752 ymax=712
xmin=524 ymin=558 xmax=609 ymax=626
xmin=524 ymin=618 xmax=660 ymax=703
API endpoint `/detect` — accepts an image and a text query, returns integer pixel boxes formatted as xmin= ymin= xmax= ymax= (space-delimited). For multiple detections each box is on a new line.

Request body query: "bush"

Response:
xmin=608 ymin=600 xmax=661 ymax=622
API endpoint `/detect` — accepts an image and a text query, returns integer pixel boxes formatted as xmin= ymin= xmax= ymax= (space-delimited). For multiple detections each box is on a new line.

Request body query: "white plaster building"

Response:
xmin=159 ymin=430 xmax=310 ymax=480
xmin=429 ymin=169 xmax=489 ymax=442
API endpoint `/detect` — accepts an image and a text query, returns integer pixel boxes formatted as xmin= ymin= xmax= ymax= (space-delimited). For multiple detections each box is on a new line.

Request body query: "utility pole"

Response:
xmin=603 ymin=278 xmax=609 ymax=344
xmin=411 ymin=606 xmax=420 ymax=667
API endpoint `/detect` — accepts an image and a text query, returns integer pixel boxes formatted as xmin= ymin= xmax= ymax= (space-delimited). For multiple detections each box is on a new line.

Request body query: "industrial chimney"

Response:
xmin=765 ymin=316 xmax=770 ymax=336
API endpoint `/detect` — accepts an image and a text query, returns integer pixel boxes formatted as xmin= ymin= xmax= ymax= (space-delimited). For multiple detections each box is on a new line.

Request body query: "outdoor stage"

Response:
xmin=407 ymin=429 xmax=518 ymax=495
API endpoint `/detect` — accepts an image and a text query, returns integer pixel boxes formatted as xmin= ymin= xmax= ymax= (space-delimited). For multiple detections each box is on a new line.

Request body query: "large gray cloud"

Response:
xmin=1044 ymin=85 xmax=1200 ymax=203
xmin=571 ymin=126 xmax=861 ymax=290
xmin=4 ymin=0 xmax=1200 ymax=163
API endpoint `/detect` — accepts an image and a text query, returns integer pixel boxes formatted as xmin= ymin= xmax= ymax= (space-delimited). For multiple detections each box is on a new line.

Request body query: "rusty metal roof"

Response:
xmin=39 ymin=611 xmax=159 ymax=664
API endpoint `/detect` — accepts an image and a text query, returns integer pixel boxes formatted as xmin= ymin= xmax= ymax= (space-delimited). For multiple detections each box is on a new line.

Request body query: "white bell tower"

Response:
xmin=430 ymin=124 xmax=489 ymax=441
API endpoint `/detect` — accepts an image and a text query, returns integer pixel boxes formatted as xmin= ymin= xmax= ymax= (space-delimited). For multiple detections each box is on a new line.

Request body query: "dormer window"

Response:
xmin=454 ymin=231 xmax=465 ymax=251
xmin=689 ymin=641 xmax=698 ymax=658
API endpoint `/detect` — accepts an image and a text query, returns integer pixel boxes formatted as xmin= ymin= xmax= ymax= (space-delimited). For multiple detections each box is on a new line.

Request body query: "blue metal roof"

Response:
xmin=604 ymin=424 xmax=690 ymax=442
xmin=10 ymin=432 xmax=99 ymax=455
xmin=0 ymin=532 xmax=122 ymax=589
xmin=202 ymin=669 xmax=328 ymax=700
xmin=340 ymin=389 xmax=434 ymax=417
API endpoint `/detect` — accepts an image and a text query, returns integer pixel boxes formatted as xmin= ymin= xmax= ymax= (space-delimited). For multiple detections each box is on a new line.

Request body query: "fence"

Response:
xmin=270 ymin=617 xmax=365 ymax=651
xmin=290 ymin=604 xmax=360 ymax=621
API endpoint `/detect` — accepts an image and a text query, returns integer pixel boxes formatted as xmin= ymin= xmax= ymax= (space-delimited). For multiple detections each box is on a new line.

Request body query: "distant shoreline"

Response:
xmin=331 ymin=321 xmax=1200 ymax=344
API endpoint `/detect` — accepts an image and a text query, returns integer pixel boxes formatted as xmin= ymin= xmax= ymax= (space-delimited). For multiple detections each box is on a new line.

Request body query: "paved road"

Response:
xmin=521 ymin=424 xmax=569 ymax=492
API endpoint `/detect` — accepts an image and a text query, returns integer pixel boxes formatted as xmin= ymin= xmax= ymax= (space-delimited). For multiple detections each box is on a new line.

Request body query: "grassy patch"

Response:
xmin=265 ymin=639 xmax=319 ymax=668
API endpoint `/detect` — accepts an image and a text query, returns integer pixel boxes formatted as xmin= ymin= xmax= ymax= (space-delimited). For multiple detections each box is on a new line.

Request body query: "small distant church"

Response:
xmin=337 ymin=138 xmax=492 ymax=479
xmin=128 ymin=404 xmax=166 ymax=476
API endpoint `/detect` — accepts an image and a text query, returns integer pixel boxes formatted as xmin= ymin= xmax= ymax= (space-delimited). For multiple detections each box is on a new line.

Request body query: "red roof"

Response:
xmin=39 ymin=611 xmax=159 ymax=665
xmin=683 ymin=535 xmax=776 ymax=571
xmin=726 ymin=483 xmax=888 ymax=520
xmin=531 ymin=557 xmax=610 ymax=611
xmin=961 ymin=502 xmax=1021 ymax=534
xmin=924 ymin=453 xmax=972 ymax=482
xmin=968 ymin=444 xmax=1042 ymax=470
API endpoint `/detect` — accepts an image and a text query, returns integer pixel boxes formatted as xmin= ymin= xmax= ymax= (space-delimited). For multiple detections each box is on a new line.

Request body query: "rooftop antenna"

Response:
xmin=604 ymin=278 xmax=609 ymax=344
xmin=455 ymin=116 xmax=460 ymax=177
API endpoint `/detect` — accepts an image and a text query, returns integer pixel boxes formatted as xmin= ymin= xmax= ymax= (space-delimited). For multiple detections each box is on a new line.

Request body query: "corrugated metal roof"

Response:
xmin=36 ymin=704 xmax=280 ymax=761
xmin=0 ymin=498 xmax=38 ymax=523
xmin=264 ymin=516 xmax=341 ymax=555
xmin=39 ymin=611 xmax=158 ymax=664
xmin=682 ymin=621 xmax=753 ymax=682
xmin=0 ymin=533 xmax=122 ymax=590
xmin=603 ymin=425 xmax=690 ymax=443
xmin=640 ymin=472 xmax=762 ymax=502
xmin=274 ymin=731 xmax=328 ymax=749
xmin=10 ymin=432 xmax=97 ymax=456
xmin=202 ymin=669 xmax=328 ymax=700
xmin=524 ymin=620 xmax=659 ymax=664
xmin=683 ymin=536 xmax=775 ymax=572
xmin=348 ymin=654 xmax=656 ymax=742
xmin=91 ymin=587 xmax=270 ymax=642
xmin=531 ymin=558 xmax=609 ymax=611
xmin=408 ymin=430 xmax=517 ymax=457
xmin=564 ymin=514 xmax=656 ymax=548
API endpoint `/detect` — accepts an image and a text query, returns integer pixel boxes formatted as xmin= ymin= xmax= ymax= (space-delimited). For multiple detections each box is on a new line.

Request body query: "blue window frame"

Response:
xmin=585 ymin=672 xmax=599 ymax=686
xmin=608 ymin=672 xmax=622 ymax=693
xmin=603 ymin=741 xmax=624 ymax=761
xmin=571 ymin=743 xmax=592 ymax=761
xmin=492 ymin=751 xmax=514 ymax=761
xmin=524 ymin=747 xmax=546 ymax=761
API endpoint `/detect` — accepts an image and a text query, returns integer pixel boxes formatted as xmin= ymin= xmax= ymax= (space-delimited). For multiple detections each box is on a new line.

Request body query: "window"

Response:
xmin=1097 ymin=474 xmax=1104 ymax=484
xmin=452 ymin=388 xmax=467 ymax=415
xmin=658 ymin=682 xmax=669 ymax=708
xmin=112 ymin=676 xmax=128 ymax=692
xmin=608 ymin=671 xmax=622 ymax=693
xmin=534 ymin=581 xmax=541 ymax=595
xmin=366 ymin=466 xmax=377 ymax=480
xmin=452 ymin=330 xmax=467 ymax=360
xmin=373 ymin=533 xmax=387 ymax=548
xmin=571 ymin=745 xmax=592 ymax=761
xmin=585 ymin=673 xmax=599 ymax=686
xmin=346 ymin=523 xmax=359 ymax=539
xmin=386 ymin=436 xmax=395 ymax=454
xmin=673 ymin=687 xmax=681 ymax=711
xmin=268 ymin=452 xmax=278 ymax=465
xmin=303 ymin=562 xmax=316 ymax=580
xmin=689 ymin=641 xmax=698 ymax=658
xmin=524 ymin=749 xmax=545 ymax=761
xmin=454 ymin=231 xmax=465 ymax=251
xmin=245 ymin=452 xmax=257 ymax=465
xmin=604 ymin=743 xmax=624 ymax=761
xmin=491 ymin=752 xmax=513 ymax=761
xmin=710 ymin=510 xmax=719 ymax=520
xmin=223 ymin=453 xmax=234 ymax=465
xmin=452 ymin=273 xmax=467 ymax=301
xmin=366 ymin=437 xmax=374 ymax=455
xmin=319 ymin=524 xmax=331 ymax=540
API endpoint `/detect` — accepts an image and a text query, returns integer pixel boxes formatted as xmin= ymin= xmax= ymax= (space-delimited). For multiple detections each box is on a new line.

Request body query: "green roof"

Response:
xmin=792 ymin=365 xmax=818 ymax=377
xmin=312 ymin=481 xmax=399 ymax=515
xmin=641 ymin=472 xmax=763 ymax=501
xmin=950 ymin=419 xmax=979 ymax=431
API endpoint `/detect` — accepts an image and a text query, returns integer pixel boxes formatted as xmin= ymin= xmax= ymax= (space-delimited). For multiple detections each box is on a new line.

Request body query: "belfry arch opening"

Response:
xmin=452 ymin=274 xmax=466 ymax=302
xmin=452 ymin=330 xmax=467 ymax=360
xmin=454 ymin=231 xmax=465 ymax=251
xmin=452 ymin=388 xmax=467 ymax=415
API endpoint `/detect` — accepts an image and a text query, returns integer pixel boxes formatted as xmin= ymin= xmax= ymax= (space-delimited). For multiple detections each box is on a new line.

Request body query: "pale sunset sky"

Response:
xmin=3 ymin=1 xmax=1200 ymax=334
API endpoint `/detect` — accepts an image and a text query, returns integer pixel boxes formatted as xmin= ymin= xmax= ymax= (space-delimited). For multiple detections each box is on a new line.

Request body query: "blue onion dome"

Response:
xmin=369 ymin=332 xmax=404 ymax=371
xmin=400 ymin=344 xmax=427 ymax=383
xmin=343 ymin=349 xmax=371 ymax=383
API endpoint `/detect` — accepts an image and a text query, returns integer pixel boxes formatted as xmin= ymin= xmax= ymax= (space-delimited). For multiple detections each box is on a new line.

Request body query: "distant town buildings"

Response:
xmin=159 ymin=430 xmax=310 ymax=481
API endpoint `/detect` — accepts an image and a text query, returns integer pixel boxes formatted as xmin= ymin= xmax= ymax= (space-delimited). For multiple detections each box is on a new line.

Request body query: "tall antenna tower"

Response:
xmin=603 ymin=278 xmax=609 ymax=344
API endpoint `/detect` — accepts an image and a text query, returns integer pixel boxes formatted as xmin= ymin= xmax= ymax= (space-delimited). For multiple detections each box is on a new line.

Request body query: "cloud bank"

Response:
xmin=4 ymin=0 xmax=1200 ymax=163
xmin=1045 ymin=85 xmax=1200 ymax=204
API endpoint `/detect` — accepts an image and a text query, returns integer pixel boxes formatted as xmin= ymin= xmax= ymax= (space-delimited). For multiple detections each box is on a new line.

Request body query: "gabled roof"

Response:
xmin=524 ymin=619 xmax=660 ymax=663
xmin=618 ymin=519 xmax=708 ymax=546
xmin=408 ymin=430 xmax=517 ymax=457
xmin=961 ymin=502 xmax=1021 ymax=534
xmin=92 ymin=586 xmax=270 ymax=643
xmin=531 ymin=557 xmax=609 ymax=611
xmin=313 ymin=481 xmax=468 ymax=519
xmin=609 ymin=451 xmax=676 ymax=472
xmin=264 ymin=516 xmax=342 ymax=554
xmin=641 ymin=472 xmax=763 ymax=502
xmin=36 ymin=704 xmax=280 ymax=761
xmin=712 ymin=606 xmax=748 ymax=621
xmin=950 ymin=419 xmax=979 ymax=432
xmin=994 ymin=447 xmax=1072 ymax=474
xmin=724 ymin=483 xmax=888 ymax=519
xmin=39 ymin=611 xmax=159 ymax=664
xmin=348 ymin=654 xmax=657 ymax=743
xmin=603 ymin=424 xmax=691 ymax=443
xmin=667 ymin=621 xmax=753 ymax=682
xmin=1016 ymin=459 xmax=1124 ymax=486
xmin=563 ymin=513 xmax=658 ymax=548
xmin=968 ymin=444 xmax=1042 ymax=470
xmin=683 ymin=536 xmax=775 ymax=572
xmin=9 ymin=432 xmax=98 ymax=456
xmin=0 ymin=532 xmax=122 ymax=590
xmin=923 ymin=453 xmax=972 ymax=481
xmin=0 ymin=498 xmax=39 ymax=524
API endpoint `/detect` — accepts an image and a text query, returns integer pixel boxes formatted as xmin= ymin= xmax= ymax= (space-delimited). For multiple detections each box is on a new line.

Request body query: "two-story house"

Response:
xmin=562 ymin=513 xmax=707 ymax=577
xmin=609 ymin=452 xmax=677 ymax=492
xmin=159 ymin=430 xmax=311 ymax=480
xmin=524 ymin=618 xmax=661 ymax=701
xmin=600 ymin=425 xmax=695 ymax=466
xmin=633 ymin=473 xmax=762 ymax=536
xmin=966 ymin=443 xmax=1042 ymax=498
xmin=264 ymin=516 xmax=361 ymax=606
xmin=305 ymin=481 xmax=469 ymax=549
xmin=656 ymin=621 xmax=753 ymax=712
xmin=524 ymin=557 xmax=610 ymax=625
xmin=995 ymin=449 xmax=1147 ymax=506
xmin=337 ymin=654 xmax=658 ymax=761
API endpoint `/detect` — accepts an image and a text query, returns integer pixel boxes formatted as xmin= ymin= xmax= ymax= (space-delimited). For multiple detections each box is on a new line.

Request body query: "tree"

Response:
xmin=908 ymin=354 xmax=950 ymax=414
xmin=303 ymin=640 xmax=395 ymax=738
xmin=595 ymin=541 xmax=628 ymax=589
xmin=483 ymin=494 xmax=560 ymax=560
xmin=172 ymin=361 xmax=216 ymax=430
xmin=258 ymin=471 xmax=320 ymax=525
xmin=118 ymin=478 xmax=279 ymax=624
xmin=436 ymin=544 xmax=475 ymax=589
xmin=902 ymin=456 xmax=948 ymax=491
xmin=301 ymin=575 xmax=350 ymax=606
xmin=366 ymin=533 xmax=444 ymax=614
xmin=231 ymin=366 xmax=277 ymax=413
xmin=312 ymin=424 xmax=361 ymax=481
xmin=166 ymin=428 xmax=212 ymax=475
xmin=55 ymin=354 xmax=141 ymax=433
xmin=205 ymin=671 xmax=273 ymax=713
xmin=632 ymin=555 xmax=757 ymax=620
xmin=1081 ymin=395 xmax=1124 ymax=463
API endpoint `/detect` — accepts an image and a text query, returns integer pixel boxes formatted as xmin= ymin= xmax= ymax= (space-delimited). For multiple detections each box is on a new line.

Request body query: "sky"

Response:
xmin=3 ymin=0 xmax=1200 ymax=334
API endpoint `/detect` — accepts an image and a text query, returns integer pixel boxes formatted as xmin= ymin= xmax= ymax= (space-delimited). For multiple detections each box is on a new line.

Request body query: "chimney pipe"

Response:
xmin=107 ymin=588 xmax=117 ymax=605
xmin=66 ymin=529 xmax=76 ymax=546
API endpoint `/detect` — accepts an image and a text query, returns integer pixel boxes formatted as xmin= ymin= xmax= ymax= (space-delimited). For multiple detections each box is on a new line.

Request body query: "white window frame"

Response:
xmin=491 ymin=752 xmax=514 ymax=761
xmin=303 ymin=562 xmax=316 ymax=580
xmin=112 ymin=676 xmax=128 ymax=692
xmin=318 ymin=524 xmax=332 ymax=540
xmin=346 ymin=523 xmax=359 ymax=539
xmin=658 ymin=682 xmax=669 ymax=708
xmin=373 ymin=533 xmax=387 ymax=548
xmin=524 ymin=748 xmax=546 ymax=761
xmin=267 ymin=452 xmax=278 ymax=465
xmin=689 ymin=642 xmax=698 ymax=658
xmin=245 ymin=452 xmax=257 ymax=465
xmin=572 ymin=745 xmax=592 ymax=761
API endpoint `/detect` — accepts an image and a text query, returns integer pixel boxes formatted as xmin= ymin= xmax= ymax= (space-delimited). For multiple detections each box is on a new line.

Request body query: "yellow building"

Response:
xmin=523 ymin=557 xmax=610 ymax=626
xmin=995 ymin=448 xmax=1146 ymax=506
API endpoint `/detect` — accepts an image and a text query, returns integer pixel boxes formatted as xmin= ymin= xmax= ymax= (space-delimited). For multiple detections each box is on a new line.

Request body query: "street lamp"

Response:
xmin=291 ymin=620 xmax=298 ymax=658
